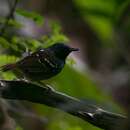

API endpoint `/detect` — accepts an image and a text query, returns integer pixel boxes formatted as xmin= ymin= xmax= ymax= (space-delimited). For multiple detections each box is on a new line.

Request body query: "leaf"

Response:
xmin=16 ymin=126 xmax=23 ymax=130
xmin=0 ymin=55 xmax=18 ymax=80
xmin=0 ymin=17 xmax=22 ymax=28
xmin=8 ymin=19 xmax=22 ymax=28
xmin=40 ymin=34 xmax=69 ymax=48
xmin=0 ymin=55 xmax=18 ymax=66
xmin=16 ymin=9 xmax=44 ymax=26
xmin=25 ymin=38 xmax=42 ymax=51
xmin=49 ymin=20 xmax=62 ymax=34
xmin=2 ymin=71 xmax=16 ymax=80
xmin=0 ymin=37 xmax=10 ymax=48
xmin=67 ymin=57 xmax=77 ymax=66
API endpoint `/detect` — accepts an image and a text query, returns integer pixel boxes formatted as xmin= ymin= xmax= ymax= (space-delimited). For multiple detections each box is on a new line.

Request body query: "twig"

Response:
xmin=0 ymin=80 xmax=127 ymax=130
xmin=0 ymin=0 xmax=19 ymax=35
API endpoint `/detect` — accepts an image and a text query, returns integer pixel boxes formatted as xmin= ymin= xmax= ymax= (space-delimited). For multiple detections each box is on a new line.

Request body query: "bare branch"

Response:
xmin=0 ymin=80 xmax=127 ymax=130
xmin=0 ymin=0 xmax=19 ymax=35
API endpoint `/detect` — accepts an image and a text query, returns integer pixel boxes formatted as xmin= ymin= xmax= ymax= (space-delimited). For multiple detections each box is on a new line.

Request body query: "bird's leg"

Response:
xmin=21 ymin=77 xmax=30 ymax=82
xmin=37 ymin=81 xmax=55 ymax=92
xmin=15 ymin=77 xmax=30 ymax=83
xmin=12 ymin=68 xmax=30 ymax=82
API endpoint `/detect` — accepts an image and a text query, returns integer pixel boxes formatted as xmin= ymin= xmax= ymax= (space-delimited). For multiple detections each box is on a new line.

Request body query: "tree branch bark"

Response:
xmin=0 ymin=0 xmax=18 ymax=35
xmin=0 ymin=80 xmax=127 ymax=130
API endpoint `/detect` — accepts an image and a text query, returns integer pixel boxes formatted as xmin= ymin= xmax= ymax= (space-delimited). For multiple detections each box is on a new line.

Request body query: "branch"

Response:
xmin=0 ymin=0 xmax=19 ymax=35
xmin=0 ymin=80 xmax=127 ymax=130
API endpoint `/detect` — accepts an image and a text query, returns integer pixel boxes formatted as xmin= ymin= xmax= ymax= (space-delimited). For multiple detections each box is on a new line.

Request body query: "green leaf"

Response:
xmin=0 ymin=17 xmax=22 ymax=28
xmin=40 ymin=34 xmax=69 ymax=48
xmin=0 ymin=55 xmax=18 ymax=66
xmin=67 ymin=57 xmax=77 ymax=66
xmin=16 ymin=126 xmax=23 ymax=130
xmin=16 ymin=9 xmax=44 ymax=26
xmin=0 ymin=37 xmax=10 ymax=48
xmin=0 ymin=55 xmax=18 ymax=80
xmin=49 ymin=20 xmax=62 ymax=34
xmin=8 ymin=19 xmax=22 ymax=28
xmin=25 ymin=38 xmax=42 ymax=51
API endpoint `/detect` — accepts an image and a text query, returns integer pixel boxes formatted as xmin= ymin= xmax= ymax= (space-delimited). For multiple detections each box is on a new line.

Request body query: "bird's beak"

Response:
xmin=70 ymin=48 xmax=79 ymax=52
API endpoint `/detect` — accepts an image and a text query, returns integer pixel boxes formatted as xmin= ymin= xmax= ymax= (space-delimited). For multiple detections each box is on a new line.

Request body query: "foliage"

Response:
xmin=16 ymin=8 xmax=44 ymax=26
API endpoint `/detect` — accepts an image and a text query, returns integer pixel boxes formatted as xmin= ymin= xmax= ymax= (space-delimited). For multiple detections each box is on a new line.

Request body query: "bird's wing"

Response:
xmin=17 ymin=49 xmax=58 ymax=73
xmin=38 ymin=50 xmax=59 ymax=69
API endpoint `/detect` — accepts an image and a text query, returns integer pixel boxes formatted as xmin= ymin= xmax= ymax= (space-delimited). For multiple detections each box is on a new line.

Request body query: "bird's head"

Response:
xmin=48 ymin=43 xmax=79 ymax=60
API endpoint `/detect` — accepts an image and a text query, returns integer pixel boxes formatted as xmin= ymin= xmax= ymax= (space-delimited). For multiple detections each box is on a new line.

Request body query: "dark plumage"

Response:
xmin=1 ymin=43 xmax=79 ymax=81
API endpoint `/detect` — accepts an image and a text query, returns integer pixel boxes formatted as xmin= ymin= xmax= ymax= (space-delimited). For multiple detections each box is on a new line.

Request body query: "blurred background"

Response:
xmin=0 ymin=0 xmax=129 ymax=130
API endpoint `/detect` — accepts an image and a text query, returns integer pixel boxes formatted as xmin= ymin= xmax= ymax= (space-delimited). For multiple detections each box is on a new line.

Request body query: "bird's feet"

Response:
xmin=15 ymin=78 xmax=30 ymax=83
xmin=37 ymin=81 xmax=55 ymax=92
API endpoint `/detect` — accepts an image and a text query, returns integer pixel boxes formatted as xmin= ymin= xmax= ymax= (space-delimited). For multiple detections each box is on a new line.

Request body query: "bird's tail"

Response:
xmin=0 ymin=63 xmax=16 ymax=72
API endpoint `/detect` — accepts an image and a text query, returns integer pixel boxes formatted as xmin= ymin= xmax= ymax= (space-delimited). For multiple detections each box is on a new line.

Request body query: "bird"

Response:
xmin=1 ymin=43 xmax=79 ymax=81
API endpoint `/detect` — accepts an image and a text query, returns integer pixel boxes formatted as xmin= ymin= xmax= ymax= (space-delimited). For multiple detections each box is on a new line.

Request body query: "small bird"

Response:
xmin=1 ymin=43 xmax=79 ymax=81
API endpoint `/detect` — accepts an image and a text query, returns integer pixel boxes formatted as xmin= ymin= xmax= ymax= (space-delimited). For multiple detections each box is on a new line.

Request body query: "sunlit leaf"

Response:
xmin=49 ymin=20 xmax=62 ymax=34
xmin=16 ymin=126 xmax=23 ymax=130
xmin=0 ymin=55 xmax=18 ymax=80
xmin=0 ymin=36 xmax=10 ymax=48
xmin=8 ymin=19 xmax=22 ymax=28
xmin=0 ymin=55 xmax=18 ymax=66
xmin=16 ymin=9 xmax=44 ymax=26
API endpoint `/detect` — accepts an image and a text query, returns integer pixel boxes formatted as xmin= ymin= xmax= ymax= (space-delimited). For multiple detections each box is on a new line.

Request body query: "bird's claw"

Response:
xmin=45 ymin=84 xmax=55 ymax=92
xmin=15 ymin=78 xmax=29 ymax=83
